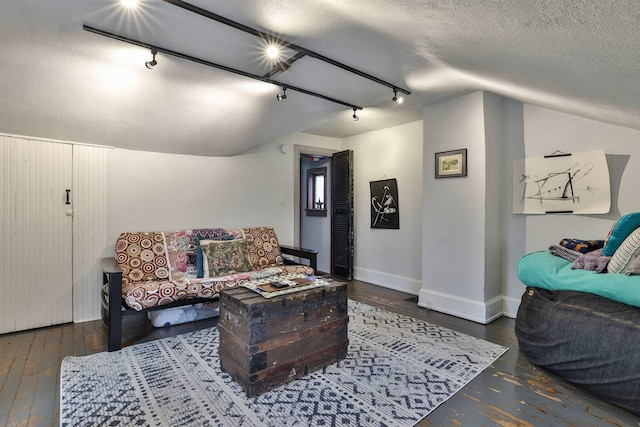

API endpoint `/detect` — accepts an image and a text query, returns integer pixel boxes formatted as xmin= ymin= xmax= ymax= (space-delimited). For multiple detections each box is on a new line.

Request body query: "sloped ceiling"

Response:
xmin=1 ymin=0 xmax=639 ymax=156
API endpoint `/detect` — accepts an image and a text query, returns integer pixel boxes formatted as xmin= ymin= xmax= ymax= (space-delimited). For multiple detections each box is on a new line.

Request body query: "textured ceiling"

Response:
xmin=1 ymin=0 xmax=639 ymax=156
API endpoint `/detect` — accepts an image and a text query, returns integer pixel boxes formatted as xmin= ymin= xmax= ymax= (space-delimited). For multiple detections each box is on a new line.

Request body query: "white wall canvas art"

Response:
xmin=513 ymin=149 xmax=610 ymax=214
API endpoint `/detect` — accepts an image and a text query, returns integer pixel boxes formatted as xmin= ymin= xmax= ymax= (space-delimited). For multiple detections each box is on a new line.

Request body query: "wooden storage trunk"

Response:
xmin=218 ymin=283 xmax=348 ymax=396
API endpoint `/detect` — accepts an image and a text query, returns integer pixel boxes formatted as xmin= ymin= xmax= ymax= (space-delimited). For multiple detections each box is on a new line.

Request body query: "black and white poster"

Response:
xmin=512 ymin=149 xmax=610 ymax=214
xmin=370 ymin=179 xmax=399 ymax=229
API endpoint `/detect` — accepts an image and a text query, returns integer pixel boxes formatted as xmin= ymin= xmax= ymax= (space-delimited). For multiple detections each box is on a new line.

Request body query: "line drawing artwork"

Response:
xmin=370 ymin=179 xmax=399 ymax=229
xmin=520 ymin=162 xmax=594 ymax=206
xmin=513 ymin=150 xmax=610 ymax=214
xmin=372 ymin=185 xmax=396 ymax=225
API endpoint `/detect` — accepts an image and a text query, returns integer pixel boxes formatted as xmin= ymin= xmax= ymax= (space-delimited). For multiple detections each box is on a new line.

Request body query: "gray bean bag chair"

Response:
xmin=515 ymin=286 xmax=640 ymax=415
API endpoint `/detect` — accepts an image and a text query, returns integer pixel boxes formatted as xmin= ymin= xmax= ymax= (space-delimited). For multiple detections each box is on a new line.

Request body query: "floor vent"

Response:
xmin=405 ymin=296 xmax=418 ymax=303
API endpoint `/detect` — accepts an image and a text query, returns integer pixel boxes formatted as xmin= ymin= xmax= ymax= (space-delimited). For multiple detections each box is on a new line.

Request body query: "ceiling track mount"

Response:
xmin=160 ymin=0 xmax=411 ymax=96
xmin=83 ymin=25 xmax=363 ymax=111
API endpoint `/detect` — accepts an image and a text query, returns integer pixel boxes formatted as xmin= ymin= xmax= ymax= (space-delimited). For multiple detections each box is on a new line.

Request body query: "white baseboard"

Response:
xmin=418 ymin=289 xmax=504 ymax=324
xmin=351 ymin=268 xmax=523 ymax=322
xmin=74 ymin=316 xmax=101 ymax=324
xmin=502 ymin=296 xmax=521 ymax=319
xmin=354 ymin=267 xmax=421 ymax=295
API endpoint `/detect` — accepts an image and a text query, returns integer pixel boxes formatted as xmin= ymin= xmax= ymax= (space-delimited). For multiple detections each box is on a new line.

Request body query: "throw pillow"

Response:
xmin=164 ymin=230 xmax=191 ymax=278
xmin=196 ymin=234 xmax=234 ymax=278
xmin=608 ymin=228 xmax=640 ymax=273
xmin=558 ymin=238 xmax=604 ymax=254
xmin=625 ymin=255 xmax=640 ymax=275
xmin=241 ymin=227 xmax=284 ymax=270
xmin=572 ymin=248 xmax=611 ymax=273
xmin=549 ymin=245 xmax=582 ymax=262
xmin=200 ymin=239 xmax=253 ymax=278
xmin=602 ymin=213 xmax=640 ymax=256
xmin=115 ymin=232 xmax=170 ymax=286
xmin=187 ymin=228 xmax=231 ymax=274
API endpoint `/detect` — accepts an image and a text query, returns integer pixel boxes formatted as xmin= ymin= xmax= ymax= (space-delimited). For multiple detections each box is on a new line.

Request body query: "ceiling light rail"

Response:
xmin=159 ymin=0 xmax=411 ymax=96
xmin=263 ymin=52 xmax=306 ymax=79
xmin=82 ymin=25 xmax=363 ymax=112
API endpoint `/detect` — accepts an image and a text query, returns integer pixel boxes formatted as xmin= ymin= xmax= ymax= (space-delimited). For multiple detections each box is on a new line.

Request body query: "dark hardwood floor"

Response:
xmin=1 ymin=280 xmax=638 ymax=426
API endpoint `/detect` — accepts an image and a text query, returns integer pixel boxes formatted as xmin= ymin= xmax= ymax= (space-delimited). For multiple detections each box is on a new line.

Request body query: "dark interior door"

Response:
xmin=331 ymin=150 xmax=354 ymax=280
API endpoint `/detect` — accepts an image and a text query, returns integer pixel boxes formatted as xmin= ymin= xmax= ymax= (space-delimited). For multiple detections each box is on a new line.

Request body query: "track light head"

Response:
xmin=352 ymin=107 xmax=359 ymax=121
xmin=266 ymin=45 xmax=280 ymax=59
xmin=276 ymin=87 xmax=287 ymax=101
xmin=145 ymin=48 xmax=157 ymax=69
xmin=392 ymin=88 xmax=403 ymax=104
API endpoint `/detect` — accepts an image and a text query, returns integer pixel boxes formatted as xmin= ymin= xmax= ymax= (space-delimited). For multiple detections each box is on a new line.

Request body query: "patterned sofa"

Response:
xmin=101 ymin=226 xmax=317 ymax=351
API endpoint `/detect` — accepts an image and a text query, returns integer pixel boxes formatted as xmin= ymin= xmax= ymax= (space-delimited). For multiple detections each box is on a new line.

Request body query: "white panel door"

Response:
xmin=72 ymin=144 xmax=109 ymax=322
xmin=0 ymin=136 xmax=73 ymax=334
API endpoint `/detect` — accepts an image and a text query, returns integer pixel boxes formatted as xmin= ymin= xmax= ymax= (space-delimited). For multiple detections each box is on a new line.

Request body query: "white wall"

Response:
xmin=522 ymin=105 xmax=640 ymax=253
xmin=420 ymin=92 xmax=492 ymax=321
xmin=497 ymin=103 xmax=640 ymax=316
xmin=483 ymin=92 xmax=505 ymax=319
xmin=342 ymin=120 xmax=423 ymax=294
xmin=13 ymin=94 xmax=640 ymax=327
xmin=107 ymin=134 xmax=340 ymax=250
xmin=501 ymin=99 xmax=527 ymax=316
xmin=417 ymin=95 xmax=640 ymax=321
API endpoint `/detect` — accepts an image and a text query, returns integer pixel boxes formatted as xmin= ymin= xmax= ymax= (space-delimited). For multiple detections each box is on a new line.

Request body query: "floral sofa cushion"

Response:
xmin=280 ymin=265 xmax=315 ymax=276
xmin=123 ymin=267 xmax=287 ymax=310
xmin=165 ymin=230 xmax=191 ymax=279
xmin=241 ymin=227 xmax=284 ymax=270
xmin=115 ymin=232 xmax=170 ymax=287
xmin=115 ymin=227 xmax=315 ymax=311
xmin=123 ymin=277 xmax=225 ymax=311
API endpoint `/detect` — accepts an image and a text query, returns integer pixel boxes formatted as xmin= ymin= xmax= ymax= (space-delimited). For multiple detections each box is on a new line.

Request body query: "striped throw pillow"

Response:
xmin=608 ymin=227 xmax=640 ymax=273
xmin=626 ymin=255 xmax=640 ymax=275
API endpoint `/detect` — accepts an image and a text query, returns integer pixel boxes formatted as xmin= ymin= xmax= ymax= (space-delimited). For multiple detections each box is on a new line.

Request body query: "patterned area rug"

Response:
xmin=60 ymin=301 xmax=508 ymax=426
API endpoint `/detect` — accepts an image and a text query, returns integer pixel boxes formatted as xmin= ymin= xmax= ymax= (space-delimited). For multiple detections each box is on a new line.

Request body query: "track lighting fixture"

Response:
xmin=276 ymin=87 xmax=287 ymax=101
xmin=83 ymin=25 xmax=364 ymax=113
xmin=88 ymin=2 xmax=411 ymax=119
xmin=145 ymin=48 xmax=158 ymax=69
xmin=392 ymin=88 xmax=403 ymax=104
xmin=157 ymin=0 xmax=410 ymax=98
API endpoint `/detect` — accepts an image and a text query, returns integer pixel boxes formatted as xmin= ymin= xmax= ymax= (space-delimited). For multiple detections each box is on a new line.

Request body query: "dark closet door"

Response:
xmin=331 ymin=150 xmax=354 ymax=280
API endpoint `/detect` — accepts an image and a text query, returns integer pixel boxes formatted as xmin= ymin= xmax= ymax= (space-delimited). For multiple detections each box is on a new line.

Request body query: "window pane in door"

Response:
xmin=315 ymin=175 xmax=325 ymax=205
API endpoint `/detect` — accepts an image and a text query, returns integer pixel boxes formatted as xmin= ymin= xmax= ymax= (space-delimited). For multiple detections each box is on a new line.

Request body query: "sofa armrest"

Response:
xmin=100 ymin=257 xmax=123 ymax=307
xmin=280 ymin=245 xmax=318 ymax=272
xmin=101 ymin=257 xmax=124 ymax=351
xmin=101 ymin=257 xmax=122 ymax=275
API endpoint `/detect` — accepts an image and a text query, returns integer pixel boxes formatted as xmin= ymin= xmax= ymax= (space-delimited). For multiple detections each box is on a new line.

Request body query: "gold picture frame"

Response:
xmin=435 ymin=149 xmax=467 ymax=178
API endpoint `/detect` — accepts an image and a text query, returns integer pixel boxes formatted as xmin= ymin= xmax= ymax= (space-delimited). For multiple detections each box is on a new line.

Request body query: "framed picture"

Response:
xmin=435 ymin=149 xmax=467 ymax=178
xmin=370 ymin=178 xmax=399 ymax=229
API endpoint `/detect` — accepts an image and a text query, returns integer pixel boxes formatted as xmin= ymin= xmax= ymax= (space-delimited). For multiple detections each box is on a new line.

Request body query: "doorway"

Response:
xmin=300 ymin=154 xmax=332 ymax=274
xmin=293 ymin=145 xmax=353 ymax=279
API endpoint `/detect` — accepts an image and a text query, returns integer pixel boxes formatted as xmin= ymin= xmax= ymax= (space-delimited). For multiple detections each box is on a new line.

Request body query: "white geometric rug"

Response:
xmin=60 ymin=300 xmax=508 ymax=426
